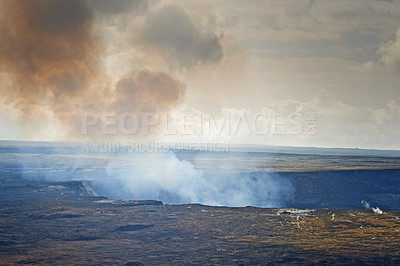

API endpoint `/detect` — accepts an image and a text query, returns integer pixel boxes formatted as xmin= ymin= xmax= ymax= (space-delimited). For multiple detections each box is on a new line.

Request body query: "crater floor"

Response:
xmin=1 ymin=181 xmax=400 ymax=265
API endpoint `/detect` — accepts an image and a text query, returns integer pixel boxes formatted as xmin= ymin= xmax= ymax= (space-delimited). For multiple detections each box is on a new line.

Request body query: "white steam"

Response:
xmin=361 ymin=200 xmax=383 ymax=214
xmin=93 ymin=151 xmax=294 ymax=207
xmin=12 ymin=144 xmax=294 ymax=208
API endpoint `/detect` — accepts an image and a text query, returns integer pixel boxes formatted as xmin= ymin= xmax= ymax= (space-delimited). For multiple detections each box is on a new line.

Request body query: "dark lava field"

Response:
xmin=1 ymin=181 xmax=400 ymax=265
xmin=1 ymin=142 xmax=400 ymax=264
xmin=1 ymin=180 xmax=400 ymax=265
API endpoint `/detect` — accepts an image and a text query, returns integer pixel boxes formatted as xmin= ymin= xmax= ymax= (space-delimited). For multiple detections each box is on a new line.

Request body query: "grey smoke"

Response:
xmin=38 ymin=0 xmax=92 ymax=34
xmin=85 ymin=0 xmax=148 ymax=15
xmin=112 ymin=70 xmax=186 ymax=114
xmin=135 ymin=5 xmax=224 ymax=67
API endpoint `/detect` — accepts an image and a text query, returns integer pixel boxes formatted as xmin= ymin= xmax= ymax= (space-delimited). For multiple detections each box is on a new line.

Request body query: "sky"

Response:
xmin=1 ymin=0 xmax=400 ymax=149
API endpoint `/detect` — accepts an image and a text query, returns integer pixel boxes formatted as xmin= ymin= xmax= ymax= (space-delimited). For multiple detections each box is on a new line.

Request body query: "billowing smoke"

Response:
xmin=0 ymin=1 xmax=294 ymax=208
xmin=0 ymin=1 xmax=190 ymax=138
xmin=17 ymin=147 xmax=295 ymax=208
xmin=95 ymin=151 xmax=294 ymax=207
xmin=0 ymin=0 xmax=99 ymax=103
xmin=134 ymin=5 xmax=224 ymax=68
xmin=112 ymin=70 xmax=186 ymax=114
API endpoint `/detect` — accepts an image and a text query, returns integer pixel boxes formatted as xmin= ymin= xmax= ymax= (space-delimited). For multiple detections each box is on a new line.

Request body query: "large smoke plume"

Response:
xmin=0 ymin=0 xmax=199 ymax=138
xmin=1 ymin=1 xmax=295 ymax=207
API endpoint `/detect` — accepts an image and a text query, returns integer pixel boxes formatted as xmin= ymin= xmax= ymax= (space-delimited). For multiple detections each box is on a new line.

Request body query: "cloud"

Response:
xmin=379 ymin=28 xmax=400 ymax=70
xmin=371 ymin=99 xmax=400 ymax=125
xmin=133 ymin=5 xmax=224 ymax=67
xmin=210 ymin=0 xmax=400 ymax=45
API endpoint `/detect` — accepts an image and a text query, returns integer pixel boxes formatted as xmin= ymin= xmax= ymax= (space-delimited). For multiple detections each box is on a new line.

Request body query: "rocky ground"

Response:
xmin=1 ymin=179 xmax=400 ymax=265
xmin=1 ymin=144 xmax=400 ymax=264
